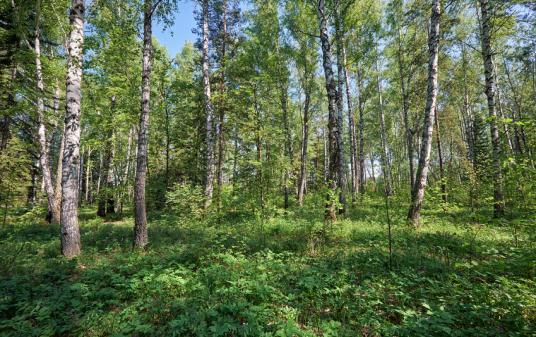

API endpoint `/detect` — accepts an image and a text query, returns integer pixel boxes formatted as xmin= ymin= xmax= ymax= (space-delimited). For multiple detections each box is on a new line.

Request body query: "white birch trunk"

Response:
xmin=407 ymin=0 xmax=441 ymax=225
xmin=60 ymin=0 xmax=85 ymax=257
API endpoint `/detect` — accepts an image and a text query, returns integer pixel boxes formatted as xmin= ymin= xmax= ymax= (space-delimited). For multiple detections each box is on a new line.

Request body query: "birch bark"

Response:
xmin=408 ymin=0 xmax=441 ymax=225
xmin=60 ymin=0 xmax=85 ymax=257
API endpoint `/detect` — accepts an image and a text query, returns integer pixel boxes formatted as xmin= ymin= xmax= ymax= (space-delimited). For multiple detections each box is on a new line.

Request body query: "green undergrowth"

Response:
xmin=1 ymin=199 xmax=534 ymax=336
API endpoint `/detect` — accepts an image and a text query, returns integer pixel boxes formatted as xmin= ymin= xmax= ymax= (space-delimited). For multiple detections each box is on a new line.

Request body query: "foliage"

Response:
xmin=166 ymin=182 xmax=205 ymax=220
xmin=1 ymin=198 xmax=534 ymax=336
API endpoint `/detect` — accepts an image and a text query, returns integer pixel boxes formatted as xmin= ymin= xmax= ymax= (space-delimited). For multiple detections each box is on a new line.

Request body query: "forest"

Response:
xmin=0 ymin=0 xmax=535 ymax=335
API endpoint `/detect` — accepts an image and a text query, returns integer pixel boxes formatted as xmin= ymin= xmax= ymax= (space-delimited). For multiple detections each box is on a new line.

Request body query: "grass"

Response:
xmin=0 ymin=197 xmax=534 ymax=336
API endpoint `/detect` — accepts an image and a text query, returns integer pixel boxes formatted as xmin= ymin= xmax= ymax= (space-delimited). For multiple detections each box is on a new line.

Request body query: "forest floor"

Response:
xmin=1 ymin=197 xmax=535 ymax=336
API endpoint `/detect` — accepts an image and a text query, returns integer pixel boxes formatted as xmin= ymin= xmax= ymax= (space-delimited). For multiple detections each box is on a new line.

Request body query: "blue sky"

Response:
xmin=154 ymin=0 xmax=197 ymax=58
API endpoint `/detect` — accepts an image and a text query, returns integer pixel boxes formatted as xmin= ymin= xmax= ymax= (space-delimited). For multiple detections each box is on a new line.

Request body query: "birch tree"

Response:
xmin=60 ymin=0 xmax=85 ymax=257
xmin=407 ymin=0 xmax=441 ymax=226
xmin=201 ymin=0 xmax=216 ymax=209
xmin=317 ymin=0 xmax=345 ymax=219
xmin=34 ymin=0 xmax=58 ymax=224
xmin=133 ymin=0 xmax=152 ymax=249
xmin=478 ymin=0 xmax=504 ymax=216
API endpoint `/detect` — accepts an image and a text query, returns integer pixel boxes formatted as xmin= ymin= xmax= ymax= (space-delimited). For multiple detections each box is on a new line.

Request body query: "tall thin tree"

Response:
xmin=407 ymin=0 xmax=441 ymax=226
xmin=317 ymin=0 xmax=345 ymax=219
xmin=202 ymin=0 xmax=216 ymax=209
xmin=34 ymin=0 xmax=59 ymax=223
xmin=133 ymin=0 xmax=152 ymax=248
xmin=60 ymin=0 xmax=85 ymax=257
xmin=478 ymin=0 xmax=504 ymax=216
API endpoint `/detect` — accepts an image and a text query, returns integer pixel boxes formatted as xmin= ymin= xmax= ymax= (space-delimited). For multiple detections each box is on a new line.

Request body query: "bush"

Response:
xmin=166 ymin=182 xmax=205 ymax=220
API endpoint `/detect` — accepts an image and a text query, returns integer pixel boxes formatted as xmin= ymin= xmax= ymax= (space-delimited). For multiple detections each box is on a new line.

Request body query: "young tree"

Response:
xmin=407 ymin=0 xmax=441 ymax=226
xmin=60 ymin=0 xmax=85 ymax=257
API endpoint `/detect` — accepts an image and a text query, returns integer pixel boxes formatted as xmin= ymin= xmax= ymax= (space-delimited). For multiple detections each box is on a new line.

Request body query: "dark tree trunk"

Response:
xmin=318 ymin=0 xmax=344 ymax=220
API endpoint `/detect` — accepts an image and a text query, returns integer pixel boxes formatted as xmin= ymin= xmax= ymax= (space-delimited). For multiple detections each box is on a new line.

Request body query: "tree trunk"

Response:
xmin=216 ymin=0 xmax=227 ymax=203
xmin=376 ymin=50 xmax=392 ymax=197
xmin=60 ymin=0 xmax=85 ymax=258
xmin=27 ymin=161 xmax=37 ymax=207
xmin=54 ymin=86 xmax=64 ymax=218
xmin=298 ymin=84 xmax=310 ymax=206
xmin=98 ymin=96 xmax=116 ymax=217
xmin=334 ymin=0 xmax=347 ymax=210
xmin=478 ymin=0 xmax=504 ymax=217
xmin=34 ymin=2 xmax=58 ymax=224
xmin=133 ymin=0 xmax=152 ymax=249
xmin=84 ymin=147 xmax=91 ymax=203
xmin=282 ymin=83 xmax=291 ymax=209
xmin=434 ymin=109 xmax=446 ymax=202
xmin=396 ymin=26 xmax=415 ymax=192
xmin=357 ymin=69 xmax=366 ymax=194
xmin=0 ymin=54 xmax=17 ymax=152
xmin=202 ymin=0 xmax=215 ymax=209
xmin=97 ymin=149 xmax=107 ymax=217
xmin=503 ymin=58 xmax=531 ymax=157
xmin=343 ymin=46 xmax=358 ymax=198
xmin=318 ymin=0 xmax=344 ymax=220
xmin=408 ymin=0 xmax=441 ymax=226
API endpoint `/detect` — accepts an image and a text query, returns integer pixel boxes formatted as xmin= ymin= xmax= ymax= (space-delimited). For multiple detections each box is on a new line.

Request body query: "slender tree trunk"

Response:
xmin=106 ymin=151 xmax=115 ymax=214
xmin=27 ymin=161 xmax=37 ymax=207
xmin=334 ymin=0 xmax=347 ymax=210
xmin=357 ymin=69 xmax=366 ymax=194
xmin=370 ymin=153 xmax=376 ymax=185
xmin=461 ymin=44 xmax=476 ymax=166
xmin=202 ymin=0 xmax=215 ymax=209
xmin=60 ymin=0 xmax=85 ymax=257
xmin=34 ymin=2 xmax=58 ymax=223
xmin=78 ymin=149 xmax=84 ymax=206
xmin=318 ymin=0 xmax=344 ymax=220
xmin=97 ymin=149 xmax=107 ymax=217
xmin=84 ymin=147 xmax=91 ymax=203
xmin=216 ymin=0 xmax=227 ymax=203
xmin=434 ymin=109 xmax=447 ymax=202
xmin=298 ymin=85 xmax=310 ymax=206
xmin=282 ymin=83 xmax=291 ymax=209
xmin=478 ymin=0 xmax=504 ymax=217
xmin=408 ymin=0 xmax=441 ymax=226
xmin=0 ymin=55 xmax=17 ymax=152
xmin=133 ymin=0 xmax=152 ymax=249
xmin=343 ymin=46 xmax=358 ymax=198
xmin=396 ymin=27 xmax=415 ymax=192
xmin=98 ymin=96 xmax=115 ymax=217
xmin=493 ymin=60 xmax=515 ymax=154
xmin=376 ymin=50 xmax=392 ymax=196
xmin=503 ymin=58 xmax=530 ymax=157
xmin=54 ymin=86 xmax=64 ymax=217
